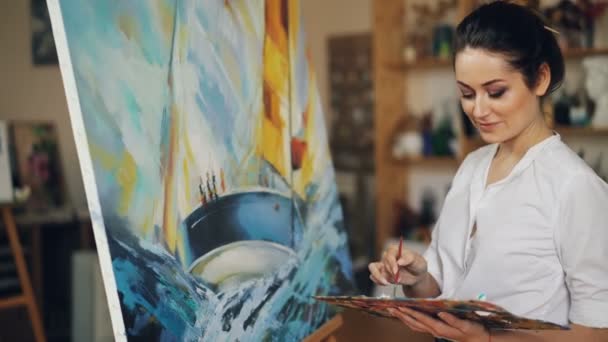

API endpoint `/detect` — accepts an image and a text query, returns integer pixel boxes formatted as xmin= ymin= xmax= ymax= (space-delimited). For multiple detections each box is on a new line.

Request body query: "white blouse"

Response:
xmin=424 ymin=133 xmax=608 ymax=328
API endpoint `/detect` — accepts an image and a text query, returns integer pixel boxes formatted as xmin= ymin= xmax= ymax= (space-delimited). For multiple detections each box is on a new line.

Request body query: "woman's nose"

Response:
xmin=472 ymin=96 xmax=489 ymax=119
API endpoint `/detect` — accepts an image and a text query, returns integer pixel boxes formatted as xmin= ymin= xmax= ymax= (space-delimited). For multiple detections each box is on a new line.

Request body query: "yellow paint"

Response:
xmin=181 ymin=157 xmax=192 ymax=207
xmin=116 ymin=151 xmax=137 ymax=215
xmin=287 ymin=2 xmax=318 ymax=199
xmin=179 ymin=26 xmax=188 ymax=58
xmin=162 ymin=104 xmax=180 ymax=253
xmin=256 ymin=0 xmax=290 ymax=180
xmin=293 ymin=89 xmax=315 ymax=198
xmin=303 ymin=75 xmax=317 ymax=179
xmin=288 ymin=0 xmax=299 ymax=51
xmin=156 ymin=0 xmax=175 ymax=43
xmin=257 ymin=111 xmax=287 ymax=177
xmin=181 ymin=131 xmax=197 ymax=206
xmin=140 ymin=204 xmax=154 ymax=236
xmin=89 ymin=142 xmax=119 ymax=170
xmin=265 ymin=0 xmax=288 ymax=53
xmin=234 ymin=1 xmax=257 ymax=37
xmin=263 ymin=39 xmax=288 ymax=100
xmin=89 ymin=142 xmax=140 ymax=215
xmin=118 ymin=15 xmax=137 ymax=41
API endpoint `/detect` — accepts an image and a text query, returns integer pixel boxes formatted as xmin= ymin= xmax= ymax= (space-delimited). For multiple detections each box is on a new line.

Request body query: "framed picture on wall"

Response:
xmin=10 ymin=121 xmax=66 ymax=210
xmin=31 ymin=0 xmax=58 ymax=65
xmin=0 ymin=121 xmax=14 ymax=203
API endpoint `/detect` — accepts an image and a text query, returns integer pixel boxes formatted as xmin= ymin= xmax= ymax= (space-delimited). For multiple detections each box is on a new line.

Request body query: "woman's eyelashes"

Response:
xmin=488 ymin=88 xmax=506 ymax=98
xmin=459 ymin=88 xmax=507 ymax=100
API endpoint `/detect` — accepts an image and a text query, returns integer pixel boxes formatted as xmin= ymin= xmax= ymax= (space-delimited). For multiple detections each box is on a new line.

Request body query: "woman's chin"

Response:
xmin=478 ymin=131 xmax=504 ymax=144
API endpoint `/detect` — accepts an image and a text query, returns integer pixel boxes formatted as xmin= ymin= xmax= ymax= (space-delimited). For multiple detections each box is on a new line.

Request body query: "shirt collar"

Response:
xmin=478 ymin=132 xmax=561 ymax=191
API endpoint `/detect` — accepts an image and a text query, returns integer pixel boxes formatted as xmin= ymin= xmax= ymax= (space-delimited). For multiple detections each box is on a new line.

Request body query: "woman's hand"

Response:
xmin=387 ymin=307 xmax=490 ymax=342
xmin=368 ymin=243 xmax=428 ymax=287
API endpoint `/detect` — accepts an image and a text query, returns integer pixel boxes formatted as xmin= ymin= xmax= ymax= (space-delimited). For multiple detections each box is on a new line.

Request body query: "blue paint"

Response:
xmin=120 ymin=82 xmax=143 ymax=132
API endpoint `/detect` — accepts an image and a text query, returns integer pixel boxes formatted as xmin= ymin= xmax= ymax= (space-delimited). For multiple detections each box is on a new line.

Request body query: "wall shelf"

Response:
xmin=458 ymin=125 xmax=608 ymax=152
xmin=562 ymin=47 xmax=608 ymax=59
xmin=555 ymin=125 xmax=608 ymax=137
xmin=390 ymin=57 xmax=452 ymax=71
xmin=392 ymin=156 xmax=460 ymax=168
xmin=389 ymin=47 xmax=608 ymax=72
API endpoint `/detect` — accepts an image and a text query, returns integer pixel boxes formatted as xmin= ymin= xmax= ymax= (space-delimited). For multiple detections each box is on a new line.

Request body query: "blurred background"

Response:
xmin=0 ymin=0 xmax=607 ymax=341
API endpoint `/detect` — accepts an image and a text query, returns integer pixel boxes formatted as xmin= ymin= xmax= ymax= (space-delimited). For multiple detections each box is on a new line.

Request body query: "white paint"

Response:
xmin=188 ymin=241 xmax=298 ymax=293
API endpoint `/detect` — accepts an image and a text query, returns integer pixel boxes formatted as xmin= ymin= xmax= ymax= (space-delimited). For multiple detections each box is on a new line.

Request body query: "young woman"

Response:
xmin=368 ymin=2 xmax=608 ymax=341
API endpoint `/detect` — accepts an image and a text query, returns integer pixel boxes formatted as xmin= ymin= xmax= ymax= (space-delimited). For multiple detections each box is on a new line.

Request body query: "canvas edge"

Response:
xmin=45 ymin=1 xmax=128 ymax=340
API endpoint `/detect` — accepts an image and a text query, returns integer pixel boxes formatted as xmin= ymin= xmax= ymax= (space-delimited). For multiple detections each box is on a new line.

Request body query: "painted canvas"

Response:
xmin=48 ymin=0 xmax=354 ymax=341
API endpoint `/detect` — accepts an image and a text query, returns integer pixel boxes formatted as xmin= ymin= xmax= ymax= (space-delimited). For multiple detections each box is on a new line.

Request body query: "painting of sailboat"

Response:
xmin=48 ymin=0 xmax=354 ymax=340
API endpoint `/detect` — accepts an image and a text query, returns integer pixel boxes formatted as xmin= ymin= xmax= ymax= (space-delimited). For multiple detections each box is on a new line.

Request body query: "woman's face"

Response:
xmin=454 ymin=47 xmax=547 ymax=144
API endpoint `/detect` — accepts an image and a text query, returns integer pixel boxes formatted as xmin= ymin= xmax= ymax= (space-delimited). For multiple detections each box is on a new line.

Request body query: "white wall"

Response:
xmin=301 ymin=0 xmax=371 ymax=128
xmin=0 ymin=0 xmax=86 ymax=208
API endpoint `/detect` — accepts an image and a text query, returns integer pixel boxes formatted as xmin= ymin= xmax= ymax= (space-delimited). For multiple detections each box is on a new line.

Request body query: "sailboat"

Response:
xmin=181 ymin=0 xmax=303 ymax=294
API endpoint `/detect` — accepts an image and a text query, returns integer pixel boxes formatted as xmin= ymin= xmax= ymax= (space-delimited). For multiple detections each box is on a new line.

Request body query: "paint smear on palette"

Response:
xmin=49 ymin=0 xmax=354 ymax=340
xmin=314 ymin=296 xmax=571 ymax=331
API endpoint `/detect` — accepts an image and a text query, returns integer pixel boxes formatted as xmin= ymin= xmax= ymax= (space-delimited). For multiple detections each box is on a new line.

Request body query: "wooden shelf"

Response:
xmin=458 ymin=125 xmax=608 ymax=155
xmin=563 ymin=47 xmax=608 ymax=59
xmin=390 ymin=57 xmax=452 ymax=71
xmin=555 ymin=125 xmax=608 ymax=137
xmin=390 ymin=47 xmax=608 ymax=71
xmin=392 ymin=156 xmax=460 ymax=168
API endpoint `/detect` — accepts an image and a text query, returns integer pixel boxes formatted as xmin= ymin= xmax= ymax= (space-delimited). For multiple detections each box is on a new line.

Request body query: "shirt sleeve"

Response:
xmin=422 ymin=151 xmax=475 ymax=294
xmin=556 ymin=171 xmax=608 ymax=328
xmin=423 ymin=220 xmax=443 ymax=292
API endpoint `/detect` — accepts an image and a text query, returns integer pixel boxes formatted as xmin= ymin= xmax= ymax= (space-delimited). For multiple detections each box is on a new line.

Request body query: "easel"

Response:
xmin=0 ymin=205 xmax=46 ymax=342
xmin=303 ymin=314 xmax=344 ymax=342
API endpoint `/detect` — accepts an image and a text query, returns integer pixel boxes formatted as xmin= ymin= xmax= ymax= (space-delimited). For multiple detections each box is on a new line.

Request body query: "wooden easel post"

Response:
xmin=0 ymin=206 xmax=46 ymax=342
xmin=302 ymin=314 xmax=344 ymax=342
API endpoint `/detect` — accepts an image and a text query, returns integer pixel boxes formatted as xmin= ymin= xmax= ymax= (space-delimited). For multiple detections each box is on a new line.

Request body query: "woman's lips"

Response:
xmin=478 ymin=122 xmax=500 ymax=131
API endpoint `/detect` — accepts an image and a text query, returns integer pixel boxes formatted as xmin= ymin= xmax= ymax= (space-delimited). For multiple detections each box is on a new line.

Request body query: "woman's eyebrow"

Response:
xmin=456 ymin=81 xmax=473 ymax=90
xmin=457 ymin=79 xmax=506 ymax=89
xmin=482 ymin=79 xmax=506 ymax=86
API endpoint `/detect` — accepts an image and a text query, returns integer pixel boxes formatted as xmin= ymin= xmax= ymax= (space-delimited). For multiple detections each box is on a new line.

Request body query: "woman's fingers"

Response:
xmin=368 ymin=262 xmax=389 ymax=285
xmin=384 ymin=245 xmax=415 ymax=276
xmin=369 ymin=273 xmax=388 ymax=286
xmin=383 ymin=247 xmax=399 ymax=277
xmin=397 ymin=307 xmax=461 ymax=339
xmin=372 ymin=243 xmax=426 ymax=286
xmin=398 ymin=251 xmax=427 ymax=275
xmin=438 ymin=312 xmax=470 ymax=332
xmin=387 ymin=309 xmax=433 ymax=334
xmin=438 ymin=312 xmax=487 ymax=338
xmin=397 ymin=251 xmax=415 ymax=268
xmin=396 ymin=270 xmax=420 ymax=286
xmin=369 ymin=261 xmax=419 ymax=286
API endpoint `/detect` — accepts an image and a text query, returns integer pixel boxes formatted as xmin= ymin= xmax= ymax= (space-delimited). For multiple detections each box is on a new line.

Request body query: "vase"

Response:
xmin=583 ymin=56 xmax=608 ymax=127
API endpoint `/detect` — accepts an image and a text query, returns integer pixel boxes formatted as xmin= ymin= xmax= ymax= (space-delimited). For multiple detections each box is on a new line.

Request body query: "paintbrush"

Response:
xmin=392 ymin=236 xmax=403 ymax=297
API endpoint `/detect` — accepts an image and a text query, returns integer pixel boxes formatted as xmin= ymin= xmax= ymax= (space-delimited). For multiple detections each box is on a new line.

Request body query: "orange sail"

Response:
xmin=256 ymin=0 xmax=290 ymax=179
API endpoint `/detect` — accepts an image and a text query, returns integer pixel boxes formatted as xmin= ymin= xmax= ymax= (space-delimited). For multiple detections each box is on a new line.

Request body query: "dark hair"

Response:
xmin=454 ymin=1 xmax=565 ymax=96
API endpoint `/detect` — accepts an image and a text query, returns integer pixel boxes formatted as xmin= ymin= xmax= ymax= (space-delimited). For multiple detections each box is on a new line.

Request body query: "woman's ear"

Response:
xmin=535 ymin=63 xmax=551 ymax=96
